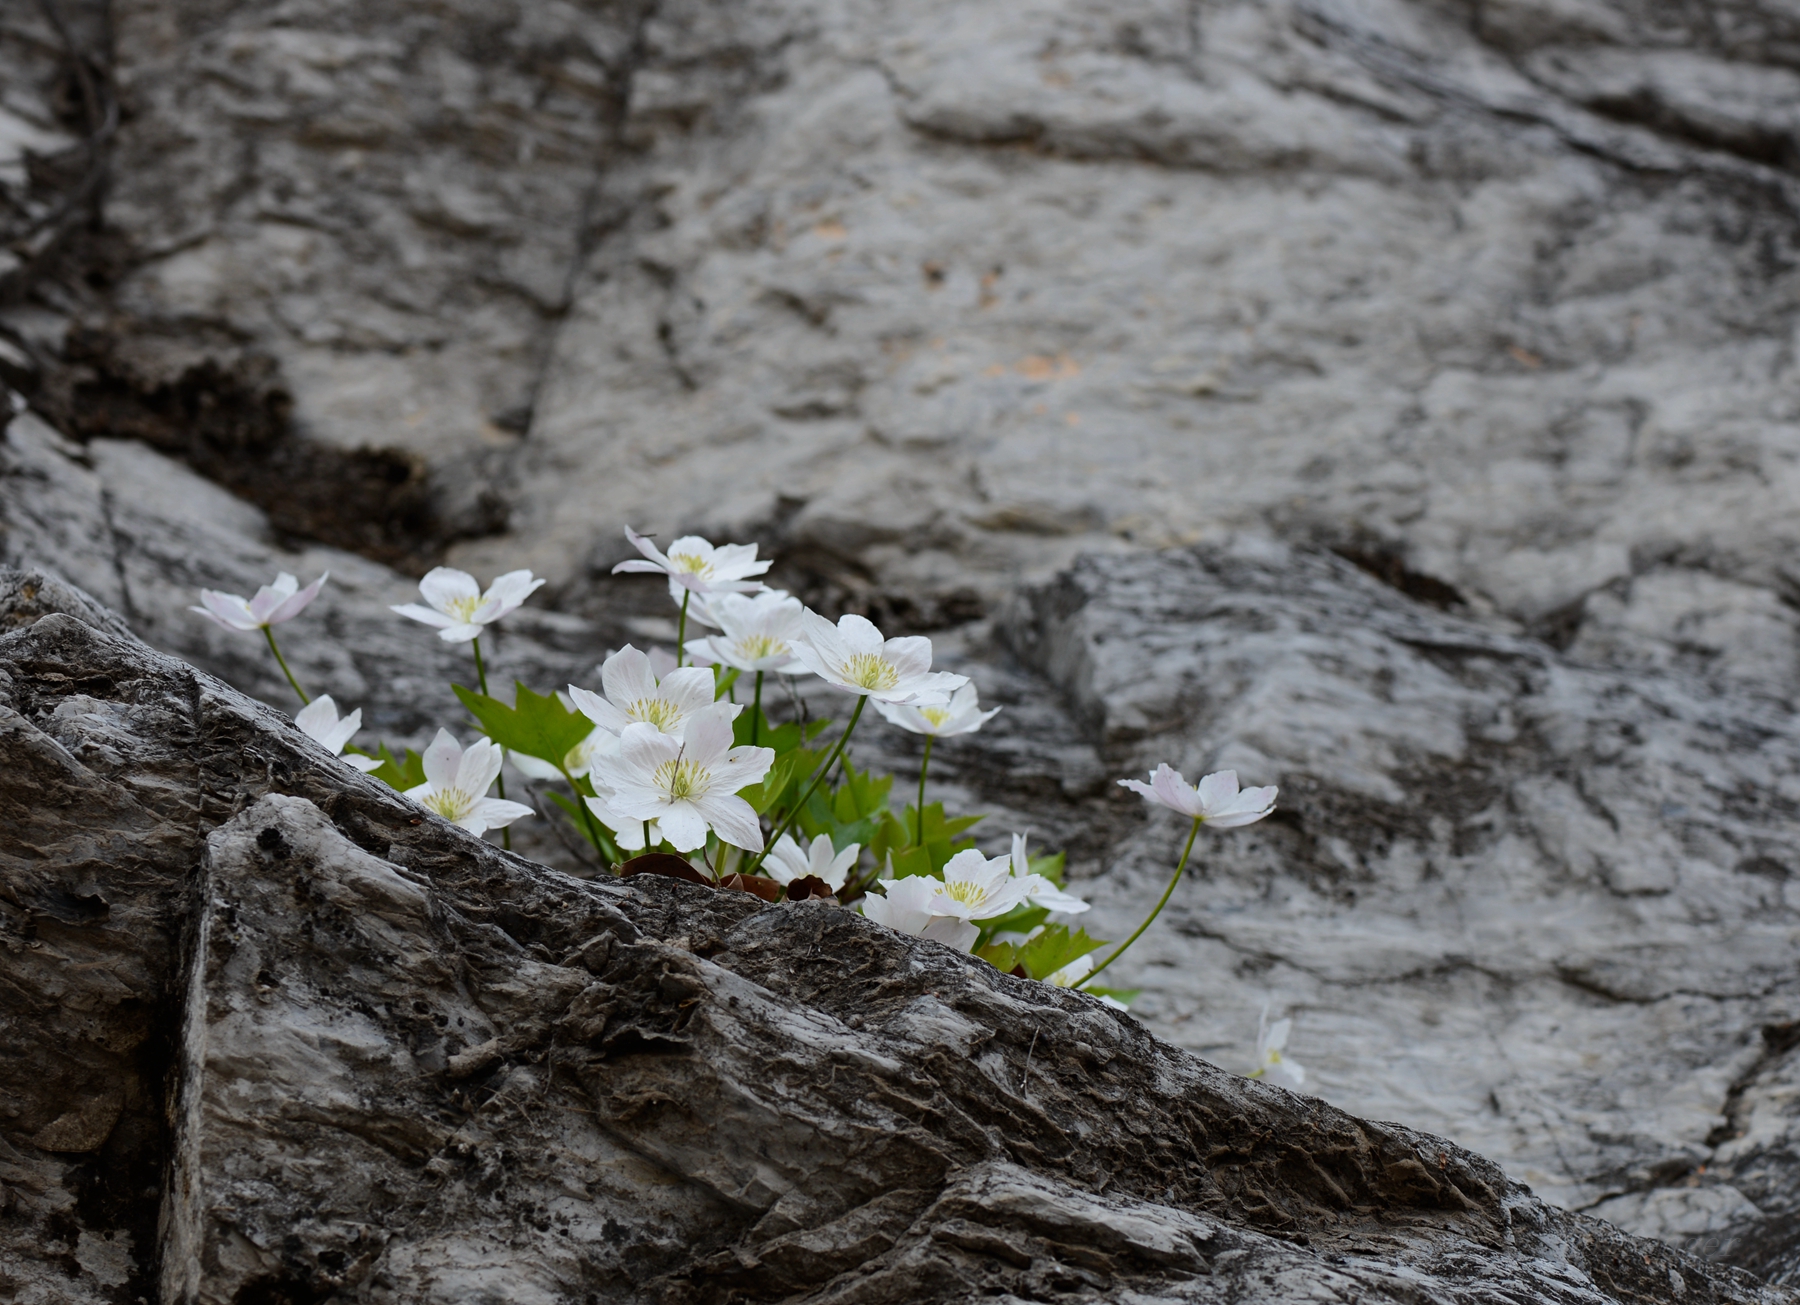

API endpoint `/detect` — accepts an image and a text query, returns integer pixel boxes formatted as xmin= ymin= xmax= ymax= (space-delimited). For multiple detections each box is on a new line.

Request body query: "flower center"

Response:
xmin=668 ymin=550 xmax=712 ymax=577
xmin=653 ymin=757 xmax=711 ymax=801
xmin=627 ymin=697 xmax=682 ymax=731
xmin=919 ymin=706 xmax=951 ymax=729
xmin=840 ymin=652 xmax=900 ymax=691
xmin=423 ymin=787 xmax=474 ymax=822
xmin=735 ymin=633 xmax=786 ymax=661
xmin=444 ymin=595 xmax=484 ymax=622
xmin=940 ymin=879 xmax=986 ymax=907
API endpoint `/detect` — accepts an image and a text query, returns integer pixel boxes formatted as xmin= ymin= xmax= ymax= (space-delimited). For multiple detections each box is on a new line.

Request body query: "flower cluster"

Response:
xmin=189 ymin=527 xmax=1289 ymax=1064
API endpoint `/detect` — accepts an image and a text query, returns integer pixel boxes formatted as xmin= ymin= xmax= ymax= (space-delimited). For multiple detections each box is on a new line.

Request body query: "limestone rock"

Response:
xmin=0 ymin=574 xmax=1788 ymax=1303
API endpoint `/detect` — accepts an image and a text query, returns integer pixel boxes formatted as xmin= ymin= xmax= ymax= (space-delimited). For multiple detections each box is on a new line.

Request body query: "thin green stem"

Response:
xmin=642 ymin=820 xmax=651 ymax=853
xmin=558 ymin=764 xmax=611 ymax=862
xmin=676 ymin=590 xmax=691 ymax=667
xmin=745 ymin=695 xmax=867 ymax=875
xmin=751 ymin=671 xmax=764 ymax=747
xmin=915 ymin=735 xmax=934 ymax=846
xmin=1077 ymin=817 xmax=1203 ymax=990
xmin=471 ymin=636 xmax=511 ymax=850
xmin=263 ymin=626 xmax=310 ymax=705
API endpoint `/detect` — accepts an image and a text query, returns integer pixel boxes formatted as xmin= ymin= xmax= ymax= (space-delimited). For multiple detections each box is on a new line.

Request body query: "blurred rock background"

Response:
xmin=6 ymin=0 xmax=1800 ymax=1286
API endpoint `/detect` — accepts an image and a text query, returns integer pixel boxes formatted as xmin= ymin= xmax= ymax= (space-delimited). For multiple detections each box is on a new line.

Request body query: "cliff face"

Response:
xmin=0 ymin=571 xmax=1788 ymax=1304
xmin=7 ymin=0 xmax=1800 ymax=1296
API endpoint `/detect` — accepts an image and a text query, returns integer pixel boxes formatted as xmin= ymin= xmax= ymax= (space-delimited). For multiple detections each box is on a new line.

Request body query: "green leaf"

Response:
xmin=736 ymin=752 xmax=798 ymax=814
xmin=1028 ymin=850 xmax=1066 ymax=887
xmin=978 ymin=905 xmax=1049 ymax=943
xmin=976 ymin=941 xmax=1020 ymax=974
xmin=367 ymin=743 xmax=426 ymax=792
xmin=453 ymin=681 xmax=594 ymax=767
xmin=1019 ymin=925 xmax=1107 ymax=982
xmin=713 ymin=666 xmax=741 ymax=700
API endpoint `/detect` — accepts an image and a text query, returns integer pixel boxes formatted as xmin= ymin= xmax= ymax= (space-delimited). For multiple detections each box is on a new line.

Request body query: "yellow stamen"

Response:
xmin=653 ymin=757 xmax=710 ymax=800
xmin=628 ymin=697 xmax=682 ymax=730
xmin=423 ymin=788 xmax=473 ymax=821
xmin=940 ymin=879 xmax=986 ymax=907
xmin=920 ymin=706 xmax=952 ymax=729
xmin=735 ymin=634 xmax=786 ymax=661
xmin=668 ymin=551 xmax=712 ymax=577
xmin=840 ymin=652 xmax=900 ymax=691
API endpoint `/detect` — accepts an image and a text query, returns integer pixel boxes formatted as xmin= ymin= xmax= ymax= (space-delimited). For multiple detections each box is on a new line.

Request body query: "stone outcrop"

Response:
xmin=1 ymin=571 xmax=1790 ymax=1304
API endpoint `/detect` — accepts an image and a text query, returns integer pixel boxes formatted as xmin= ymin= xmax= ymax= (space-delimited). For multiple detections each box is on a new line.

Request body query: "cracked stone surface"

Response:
xmin=0 ymin=577 xmax=1789 ymax=1303
xmin=8 ymin=0 xmax=1800 ymax=1294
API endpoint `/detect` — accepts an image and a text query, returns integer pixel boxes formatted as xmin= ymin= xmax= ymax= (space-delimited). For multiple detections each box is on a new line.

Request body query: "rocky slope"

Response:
xmin=7 ymin=0 xmax=1800 ymax=1292
xmin=0 ymin=570 xmax=1787 ymax=1304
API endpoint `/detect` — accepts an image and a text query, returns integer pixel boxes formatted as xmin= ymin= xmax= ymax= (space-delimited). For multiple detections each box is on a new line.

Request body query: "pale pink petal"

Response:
xmin=612 ymin=559 xmax=669 ymax=575
xmin=418 ymin=567 xmax=480 ymax=614
xmin=391 ymin=603 xmax=457 ymax=628
xmin=1118 ymin=777 xmax=1158 ymax=802
xmin=1150 ymin=764 xmax=1197 ymax=815
xmin=198 ymin=590 xmax=260 ymax=630
xmin=422 ymin=729 xmax=463 ymax=789
xmin=266 ymin=572 xmax=327 ymax=625
xmin=248 ymin=573 xmax=299 ymax=623
xmin=1195 ymin=770 xmax=1241 ymax=814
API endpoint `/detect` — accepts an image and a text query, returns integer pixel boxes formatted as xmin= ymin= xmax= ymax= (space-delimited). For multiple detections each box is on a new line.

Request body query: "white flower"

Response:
xmin=405 ymin=730 xmax=536 ymax=835
xmin=508 ymin=725 xmax=614 ymax=782
xmin=1250 ymin=1007 xmax=1306 ymax=1090
xmin=191 ymin=571 xmax=327 ymax=632
xmin=766 ymin=833 xmax=860 ymax=891
xmin=928 ymin=848 xmax=1035 ymax=923
xmin=611 ymin=527 xmax=770 ymax=608
xmin=788 ymin=611 xmax=968 ymax=705
xmin=684 ymin=590 xmax=806 ymax=671
xmin=391 ymin=567 xmax=545 ymax=643
xmin=1044 ymin=954 xmax=1127 ymax=1010
xmin=293 ymin=695 xmax=381 ymax=772
xmin=1007 ymin=833 xmax=1090 ymax=915
xmin=860 ymin=876 xmax=979 ymax=953
xmin=1119 ymin=766 xmax=1277 ymax=828
xmin=873 ymin=682 xmax=1000 ymax=737
xmin=584 ymin=788 xmax=663 ymax=852
xmin=567 ymin=646 xmax=724 ymax=741
xmin=586 ymin=703 xmax=774 ymax=852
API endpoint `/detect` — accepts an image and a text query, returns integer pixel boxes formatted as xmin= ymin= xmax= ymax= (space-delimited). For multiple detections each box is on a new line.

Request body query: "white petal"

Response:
xmin=456 ymin=738 xmax=505 ymax=798
xmin=569 ymin=684 xmax=630 ymax=734
xmin=418 ymin=567 xmax=481 ymax=614
xmin=697 ymin=793 xmax=764 ymax=851
xmin=601 ymin=645 xmax=659 ymax=705
xmin=294 ymin=696 xmax=339 ymax=741
xmin=657 ymin=804 xmax=711 ymax=851
xmin=471 ymin=797 xmax=535 ymax=829
xmin=1195 ymin=770 xmax=1241 ymax=814
xmin=390 ymin=603 xmax=457 ymax=628
xmin=435 ymin=623 xmax=484 ymax=643
xmin=422 ymin=729 xmax=463 ymax=790
xmin=266 ymin=572 xmax=328 ymax=625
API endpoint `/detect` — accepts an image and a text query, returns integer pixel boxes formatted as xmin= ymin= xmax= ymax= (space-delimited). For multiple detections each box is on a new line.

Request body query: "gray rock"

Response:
xmin=1 ymin=575 xmax=1787 ymax=1303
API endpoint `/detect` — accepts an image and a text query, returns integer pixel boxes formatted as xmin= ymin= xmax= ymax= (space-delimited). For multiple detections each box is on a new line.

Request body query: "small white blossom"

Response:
xmin=1044 ymin=954 xmax=1127 ymax=1010
xmin=586 ymin=703 xmax=774 ymax=852
xmin=1250 ymin=1007 xmax=1306 ymax=1090
xmin=293 ymin=695 xmax=381 ymax=772
xmin=766 ymin=833 xmax=859 ymax=891
xmin=612 ymin=527 xmax=770 ymax=609
xmin=860 ymin=875 xmax=979 ymax=953
xmin=405 ymin=730 xmax=536 ymax=834
xmin=392 ymin=567 xmax=545 ymax=643
xmin=1119 ymin=766 xmax=1277 ymax=828
xmin=788 ymin=611 xmax=967 ymax=705
xmin=567 ymin=646 xmax=724 ymax=742
xmin=873 ymin=682 xmax=1000 ymax=737
xmin=928 ymin=848 xmax=1034 ymax=923
xmin=508 ymin=724 xmax=613 ymax=782
xmin=192 ymin=571 xmax=327 ymax=632
xmin=1007 ymin=833 xmax=1090 ymax=915
xmin=685 ymin=590 xmax=806 ymax=672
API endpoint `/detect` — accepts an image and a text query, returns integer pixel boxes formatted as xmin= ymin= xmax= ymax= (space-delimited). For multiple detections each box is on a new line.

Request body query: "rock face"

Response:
xmin=8 ymin=0 xmax=1800 ymax=1294
xmin=0 ymin=573 xmax=1789 ymax=1304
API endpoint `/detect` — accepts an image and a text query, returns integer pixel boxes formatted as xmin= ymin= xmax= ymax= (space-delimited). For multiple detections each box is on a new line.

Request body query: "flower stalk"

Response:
xmin=468 ymin=635 xmax=512 ymax=849
xmin=1077 ymin=816 xmax=1201 ymax=989
xmin=915 ymin=735 xmax=934 ymax=845
xmin=263 ymin=626 xmax=310 ymax=705
xmin=746 ymin=695 xmax=867 ymax=875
